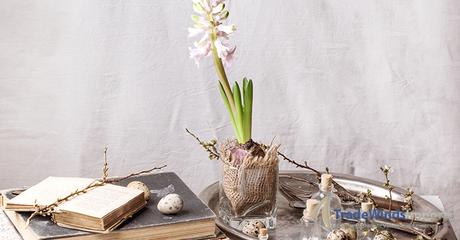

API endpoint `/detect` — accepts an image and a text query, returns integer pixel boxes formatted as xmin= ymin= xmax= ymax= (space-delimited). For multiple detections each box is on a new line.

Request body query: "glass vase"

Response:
xmin=217 ymin=141 xmax=279 ymax=230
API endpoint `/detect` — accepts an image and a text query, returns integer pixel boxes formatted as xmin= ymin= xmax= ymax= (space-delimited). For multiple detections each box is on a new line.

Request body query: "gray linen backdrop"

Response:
xmin=1 ymin=0 xmax=459 ymax=234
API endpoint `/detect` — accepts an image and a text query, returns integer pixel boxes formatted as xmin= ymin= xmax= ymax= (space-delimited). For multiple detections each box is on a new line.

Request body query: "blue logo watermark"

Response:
xmin=334 ymin=209 xmax=406 ymax=220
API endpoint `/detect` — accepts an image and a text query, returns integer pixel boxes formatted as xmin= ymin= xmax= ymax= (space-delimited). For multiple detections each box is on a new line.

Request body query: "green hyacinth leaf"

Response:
xmin=243 ymin=79 xmax=253 ymax=142
xmin=242 ymin=77 xmax=248 ymax=98
xmin=233 ymin=82 xmax=245 ymax=143
xmin=219 ymin=82 xmax=241 ymax=142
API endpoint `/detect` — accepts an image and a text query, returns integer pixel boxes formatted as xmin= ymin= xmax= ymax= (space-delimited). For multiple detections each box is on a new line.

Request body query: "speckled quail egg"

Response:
xmin=157 ymin=193 xmax=184 ymax=214
xmin=340 ymin=223 xmax=357 ymax=240
xmin=373 ymin=230 xmax=395 ymax=240
xmin=327 ymin=229 xmax=349 ymax=240
xmin=127 ymin=181 xmax=151 ymax=201
xmin=241 ymin=220 xmax=266 ymax=237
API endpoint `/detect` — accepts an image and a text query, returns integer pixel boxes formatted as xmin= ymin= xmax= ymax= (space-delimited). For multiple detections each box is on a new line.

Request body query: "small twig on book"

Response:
xmin=102 ymin=146 xmax=109 ymax=182
xmin=26 ymin=179 xmax=103 ymax=225
xmin=104 ymin=165 xmax=167 ymax=183
xmin=26 ymin=148 xmax=166 ymax=226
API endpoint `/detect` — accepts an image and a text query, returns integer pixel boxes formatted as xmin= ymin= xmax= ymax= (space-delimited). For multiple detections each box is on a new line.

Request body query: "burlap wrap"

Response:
xmin=220 ymin=140 xmax=279 ymax=216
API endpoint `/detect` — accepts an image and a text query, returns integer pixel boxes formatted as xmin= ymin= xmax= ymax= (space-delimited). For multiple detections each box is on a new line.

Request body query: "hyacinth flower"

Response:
xmin=188 ymin=1 xmax=279 ymax=222
xmin=188 ymin=0 xmax=253 ymax=145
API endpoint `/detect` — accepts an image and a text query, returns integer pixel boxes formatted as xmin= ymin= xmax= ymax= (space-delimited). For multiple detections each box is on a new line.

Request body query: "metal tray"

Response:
xmin=199 ymin=171 xmax=457 ymax=240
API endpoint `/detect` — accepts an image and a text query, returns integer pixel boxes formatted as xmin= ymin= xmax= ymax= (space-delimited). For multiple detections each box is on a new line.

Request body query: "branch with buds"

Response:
xmin=26 ymin=148 xmax=166 ymax=225
xmin=380 ymin=165 xmax=395 ymax=211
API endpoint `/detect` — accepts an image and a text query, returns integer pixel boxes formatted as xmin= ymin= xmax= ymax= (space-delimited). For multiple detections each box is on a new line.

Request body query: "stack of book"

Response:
xmin=1 ymin=172 xmax=216 ymax=240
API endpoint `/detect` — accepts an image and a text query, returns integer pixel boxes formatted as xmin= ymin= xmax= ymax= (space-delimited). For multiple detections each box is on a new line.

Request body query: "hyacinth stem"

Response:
xmin=212 ymin=40 xmax=244 ymax=143
xmin=211 ymin=35 xmax=236 ymax=114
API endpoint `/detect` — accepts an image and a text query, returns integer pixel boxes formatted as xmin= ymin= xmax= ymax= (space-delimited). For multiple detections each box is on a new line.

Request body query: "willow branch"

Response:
xmin=26 ymin=148 xmax=167 ymax=226
xmin=278 ymin=151 xmax=360 ymax=203
xmin=104 ymin=165 xmax=167 ymax=183
xmin=102 ymin=147 xmax=109 ymax=181
xmin=27 ymin=180 xmax=103 ymax=225
xmin=185 ymin=128 xmax=220 ymax=160
xmin=277 ymin=151 xmax=321 ymax=176
xmin=381 ymin=166 xmax=394 ymax=211
xmin=389 ymin=219 xmax=434 ymax=240
xmin=278 ymin=174 xmax=317 ymax=186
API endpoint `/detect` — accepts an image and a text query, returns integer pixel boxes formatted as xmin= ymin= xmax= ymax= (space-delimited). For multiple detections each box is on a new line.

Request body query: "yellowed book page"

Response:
xmin=7 ymin=177 xmax=95 ymax=208
xmin=55 ymin=184 xmax=143 ymax=219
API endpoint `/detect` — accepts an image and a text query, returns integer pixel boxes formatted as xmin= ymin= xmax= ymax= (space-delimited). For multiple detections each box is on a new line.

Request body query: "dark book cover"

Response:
xmin=2 ymin=172 xmax=216 ymax=239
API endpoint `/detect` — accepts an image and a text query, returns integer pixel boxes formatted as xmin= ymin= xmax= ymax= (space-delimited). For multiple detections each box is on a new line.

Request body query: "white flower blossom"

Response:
xmin=188 ymin=0 xmax=236 ymax=67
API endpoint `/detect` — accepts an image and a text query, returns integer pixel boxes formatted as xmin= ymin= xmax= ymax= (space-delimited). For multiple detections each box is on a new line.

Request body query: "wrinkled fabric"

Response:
xmin=0 ymin=0 xmax=459 ymax=233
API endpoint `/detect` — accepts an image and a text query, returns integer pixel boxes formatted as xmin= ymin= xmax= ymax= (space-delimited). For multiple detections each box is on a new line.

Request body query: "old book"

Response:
xmin=1 ymin=172 xmax=216 ymax=240
xmin=53 ymin=184 xmax=146 ymax=232
xmin=5 ymin=177 xmax=95 ymax=211
xmin=5 ymin=177 xmax=147 ymax=233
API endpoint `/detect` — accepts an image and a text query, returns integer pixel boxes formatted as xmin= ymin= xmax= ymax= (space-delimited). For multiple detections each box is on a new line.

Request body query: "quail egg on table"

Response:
xmin=127 ymin=181 xmax=151 ymax=201
xmin=241 ymin=220 xmax=266 ymax=237
xmin=340 ymin=223 xmax=357 ymax=240
xmin=327 ymin=229 xmax=349 ymax=240
xmin=373 ymin=230 xmax=395 ymax=240
xmin=157 ymin=193 xmax=184 ymax=214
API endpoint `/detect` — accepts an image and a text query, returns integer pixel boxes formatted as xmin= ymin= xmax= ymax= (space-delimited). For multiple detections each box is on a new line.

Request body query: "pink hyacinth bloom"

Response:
xmin=214 ymin=39 xmax=236 ymax=66
xmin=189 ymin=38 xmax=212 ymax=66
xmin=188 ymin=0 xmax=236 ymax=67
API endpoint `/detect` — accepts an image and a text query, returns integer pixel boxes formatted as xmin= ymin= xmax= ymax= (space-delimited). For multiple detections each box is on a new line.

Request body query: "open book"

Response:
xmin=5 ymin=177 xmax=146 ymax=232
xmin=5 ymin=177 xmax=95 ymax=211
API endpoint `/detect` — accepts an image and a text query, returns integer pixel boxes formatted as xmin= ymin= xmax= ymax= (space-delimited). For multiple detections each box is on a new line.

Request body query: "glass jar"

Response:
xmin=310 ymin=174 xmax=343 ymax=231
xmin=218 ymin=141 xmax=279 ymax=230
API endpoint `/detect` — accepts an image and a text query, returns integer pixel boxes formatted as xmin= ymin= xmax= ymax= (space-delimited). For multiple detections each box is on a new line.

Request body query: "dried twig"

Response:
xmin=389 ymin=219 xmax=434 ymax=240
xmin=102 ymin=146 xmax=109 ymax=181
xmin=380 ymin=165 xmax=394 ymax=211
xmin=186 ymin=128 xmax=220 ymax=160
xmin=277 ymin=151 xmax=360 ymax=203
xmin=27 ymin=179 xmax=103 ymax=225
xmin=278 ymin=174 xmax=317 ymax=186
xmin=357 ymin=189 xmax=378 ymax=208
xmin=26 ymin=148 xmax=166 ymax=225
xmin=402 ymin=188 xmax=415 ymax=212
xmin=104 ymin=165 xmax=167 ymax=183
xmin=277 ymin=151 xmax=321 ymax=177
